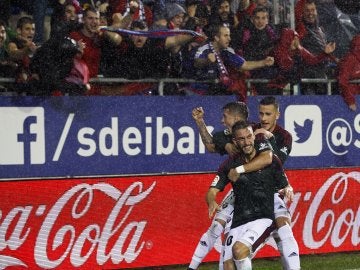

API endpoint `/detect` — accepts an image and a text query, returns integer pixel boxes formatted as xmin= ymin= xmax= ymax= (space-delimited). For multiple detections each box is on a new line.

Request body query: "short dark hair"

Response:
xmin=259 ymin=96 xmax=279 ymax=110
xmin=223 ymin=102 xmax=249 ymax=121
xmin=232 ymin=120 xmax=252 ymax=135
xmin=211 ymin=0 xmax=232 ymax=10
xmin=17 ymin=16 xmax=34 ymax=29
xmin=82 ymin=6 xmax=99 ymax=17
xmin=130 ymin=20 xmax=147 ymax=30
xmin=205 ymin=23 xmax=228 ymax=40
xmin=252 ymin=6 xmax=270 ymax=16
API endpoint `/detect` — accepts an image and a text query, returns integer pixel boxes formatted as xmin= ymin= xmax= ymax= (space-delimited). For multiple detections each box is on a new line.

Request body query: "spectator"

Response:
xmin=193 ymin=23 xmax=274 ymax=100
xmin=166 ymin=3 xmax=186 ymax=29
xmin=30 ymin=36 xmax=89 ymax=95
xmin=296 ymin=0 xmax=337 ymax=95
xmin=50 ymin=0 xmax=82 ymax=40
xmin=231 ymin=0 xmax=257 ymax=52
xmin=108 ymin=0 xmax=153 ymax=27
xmin=235 ymin=6 xmax=278 ymax=95
xmin=33 ymin=0 xmax=49 ymax=44
xmin=338 ymin=34 xmax=360 ymax=111
xmin=8 ymin=16 xmax=38 ymax=88
xmin=69 ymin=6 xmax=122 ymax=94
xmin=209 ymin=0 xmax=238 ymax=30
xmin=268 ymin=28 xmax=336 ymax=95
xmin=255 ymin=0 xmax=274 ymax=24
xmin=181 ymin=1 xmax=210 ymax=80
xmin=183 ymin=0 xmax=210 ymax=33
xmin=235 ymin=0 xmax=257 ymax=31
xmin=0 ymin=20 xmax=17 ymax=78
xmin=103 ymin=19 xmax=205 ymax=95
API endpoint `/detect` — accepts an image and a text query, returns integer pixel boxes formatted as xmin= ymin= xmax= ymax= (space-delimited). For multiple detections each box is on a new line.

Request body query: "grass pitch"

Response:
xmin=156 ymin=252 xmax=360 ymax=270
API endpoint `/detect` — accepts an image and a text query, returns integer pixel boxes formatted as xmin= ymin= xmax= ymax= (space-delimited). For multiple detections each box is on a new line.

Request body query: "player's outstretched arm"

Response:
xmin=228 ymin=150 xmax=273 ymax=181
xmin=206 ymin=187 xmax=221 ymax=219
xmin=192 ymin=107 xmax=217 ymax=153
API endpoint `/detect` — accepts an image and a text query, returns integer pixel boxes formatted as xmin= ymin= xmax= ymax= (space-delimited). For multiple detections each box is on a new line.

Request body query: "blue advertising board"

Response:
xmin=0 ymin=95 xmax=359 ymax=178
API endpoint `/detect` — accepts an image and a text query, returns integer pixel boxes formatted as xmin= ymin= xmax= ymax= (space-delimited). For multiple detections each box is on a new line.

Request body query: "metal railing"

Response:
xmin=0 ymin=76 xmax=359 ymax=96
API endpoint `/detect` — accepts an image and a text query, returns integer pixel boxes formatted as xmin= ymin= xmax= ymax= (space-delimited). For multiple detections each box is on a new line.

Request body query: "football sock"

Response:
xmin=277 ymin=224 xmax=301 ymax=270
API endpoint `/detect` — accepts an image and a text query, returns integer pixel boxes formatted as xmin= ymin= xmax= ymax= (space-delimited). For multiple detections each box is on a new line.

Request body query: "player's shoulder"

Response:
xmin=274 ymin=124 xmax=292 ymax=138
xmin=214 ymin=129 xmax=231 ymax=137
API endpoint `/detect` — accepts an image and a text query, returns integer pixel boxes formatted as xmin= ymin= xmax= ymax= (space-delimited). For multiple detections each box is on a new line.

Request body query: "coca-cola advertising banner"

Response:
xmin=0 ymin=96 xmax=360 ymax=178
xmin=0 ymin=168 xmax=359 ymax=269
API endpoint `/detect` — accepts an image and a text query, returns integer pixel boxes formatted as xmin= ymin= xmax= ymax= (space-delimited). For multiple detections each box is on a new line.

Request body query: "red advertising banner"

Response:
xmin=0 ymin=168 xmax=359 ymax=269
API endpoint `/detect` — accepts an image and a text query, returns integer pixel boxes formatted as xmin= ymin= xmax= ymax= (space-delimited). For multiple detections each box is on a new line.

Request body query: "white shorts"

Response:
xmin=214 ymin=189 xmax=234 ymax=234
xmin=223 ymin=218 xmax=273 ymax=262
xmin=274 ymin=192 xmax=291 ymax=219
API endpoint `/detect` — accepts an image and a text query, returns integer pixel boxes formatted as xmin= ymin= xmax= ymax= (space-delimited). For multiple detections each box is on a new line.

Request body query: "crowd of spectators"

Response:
xmin=0 ymin=0 xmax=359 ymax=110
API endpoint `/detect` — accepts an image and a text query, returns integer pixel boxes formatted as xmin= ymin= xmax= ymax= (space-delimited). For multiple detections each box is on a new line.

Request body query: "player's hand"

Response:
xmin=279 ymin=185 xmax=294 ymax=202
xmin=192 ymin=107 xmax=204 ymax=121
xmin=254 ymin=128 xmax=273 ymax=139
xmin=228 ymin=168 xmax=240 ymax=182
xmin=349 ymin=103 xmax=357 ymax=111
xmin=208 ymin=201 xmax=220 ymax=218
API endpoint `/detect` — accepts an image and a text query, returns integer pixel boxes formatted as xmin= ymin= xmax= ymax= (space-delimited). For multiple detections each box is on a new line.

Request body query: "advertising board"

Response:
xmin=0 ymin=168 xmax=358 ymax=269
xmin=0 ymin=96 xmax=359 ymax=178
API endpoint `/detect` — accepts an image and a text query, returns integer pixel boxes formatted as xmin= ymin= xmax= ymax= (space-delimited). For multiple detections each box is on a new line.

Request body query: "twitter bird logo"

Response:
xmin=294 ymin=119 xmax=313 ymax=143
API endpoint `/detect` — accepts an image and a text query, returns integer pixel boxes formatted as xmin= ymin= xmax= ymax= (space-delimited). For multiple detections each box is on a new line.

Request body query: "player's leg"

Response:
xmin=188 ymin=190 xmax=234 ymax=270
xmin=273 ymin=193 xmax=300 ymax=270
xmin=224 ymin=218 xmax=273 ymax=270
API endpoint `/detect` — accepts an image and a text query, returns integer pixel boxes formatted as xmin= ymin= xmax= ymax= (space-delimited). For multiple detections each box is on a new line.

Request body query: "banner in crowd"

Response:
xmin=0 ymin=167 xmax=359 ymax=269
xmin=0 ymin=96 xmax=359 ymax=178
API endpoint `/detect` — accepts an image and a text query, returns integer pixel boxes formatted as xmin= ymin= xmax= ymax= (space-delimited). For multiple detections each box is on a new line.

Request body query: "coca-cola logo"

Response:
xmin=0 ymin=181 xmax=156 ymax=269
xmin=261 ymin=172 xmax=360 ymax=251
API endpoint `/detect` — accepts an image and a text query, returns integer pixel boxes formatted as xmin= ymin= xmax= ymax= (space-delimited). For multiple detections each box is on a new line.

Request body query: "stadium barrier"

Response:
xmin=2 ymin=77 xmax=359 ymax=96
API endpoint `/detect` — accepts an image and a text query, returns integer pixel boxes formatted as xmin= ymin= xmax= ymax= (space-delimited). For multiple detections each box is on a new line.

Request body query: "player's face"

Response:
xmin=221 ymin=109 xmax=244 ymax=131
xmin=83 ymin=10 xmax=100 ymax=34
xmin=303 ymin=3 xmax=317 ymax=24
xmin=259 ymin=104 xmax=279 ymax=132
xmin=215 ymin=26 xmax=231 ymax=49
xmin=252 ymin=11 xmax=269 ymax=30
xmin=233 ymin=127 xmax=255 ymax=156
xmin=18 ymin=23 xmax=35 ymax=42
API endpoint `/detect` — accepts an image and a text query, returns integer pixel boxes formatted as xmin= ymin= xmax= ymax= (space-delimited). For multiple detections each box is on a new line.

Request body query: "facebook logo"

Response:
xmin=0 ymin=107 xmax=45 ymax=165
xmin=284 ymin=105 xmax=322 ymax=157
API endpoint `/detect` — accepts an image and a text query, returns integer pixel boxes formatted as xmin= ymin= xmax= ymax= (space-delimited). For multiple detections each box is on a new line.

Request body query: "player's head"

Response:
xmin=232 ymin=120 xmax=256 ymax=157
xmin=221 ymin=102 xmax=249 ymax=131
xmin=258 ymin=96 xmax=280 ymax=132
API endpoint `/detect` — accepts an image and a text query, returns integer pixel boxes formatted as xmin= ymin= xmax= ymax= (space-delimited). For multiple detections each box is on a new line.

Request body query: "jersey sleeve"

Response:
xmin=272 ymin=128 xmax=293 ymax=164
xmin=212 ymin=130 xmax=232 ymax=155
xmin=272 ymin=156 xmax=289 ymax=190
xmin=255 ymin=137 xmax=273 ymax=153
xmin=210 ymin=156 xmax=233 ymax=191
